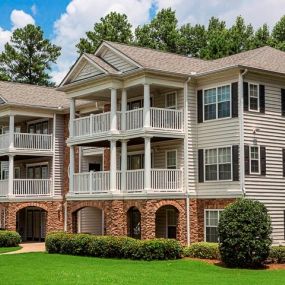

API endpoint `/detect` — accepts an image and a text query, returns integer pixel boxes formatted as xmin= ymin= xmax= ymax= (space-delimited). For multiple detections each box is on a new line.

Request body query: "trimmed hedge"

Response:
xmin=218 ymin=199 xmax=272 ymax=268
xmin=0 ymin=230 xmax=21 ymax=247
xmin=45 ymin=232 xmax=182 ymax=260
xmin=183 ymin=242 xmax=219 ymax=259
xmin=269 ymin=246 xmax=285 ymax=264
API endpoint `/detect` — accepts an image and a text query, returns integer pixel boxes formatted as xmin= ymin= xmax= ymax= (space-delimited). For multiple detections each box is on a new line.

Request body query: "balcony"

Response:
xmin=0 ymin=133 xmax=53 ymax=152
xmin=0 ymin=179 xmax=52 ymax=198
xmin=72 ymin=169 xmax=183 ymax=195
xmin=71 ymin=107 xmax=184 ymax=139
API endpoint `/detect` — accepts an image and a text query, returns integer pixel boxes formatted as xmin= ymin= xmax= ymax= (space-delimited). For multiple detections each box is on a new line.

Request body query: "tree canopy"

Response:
xmin=0 ymin=24 xmax=61 ymax=86
xmin=77 ymin=8 xmax=285 ymax=60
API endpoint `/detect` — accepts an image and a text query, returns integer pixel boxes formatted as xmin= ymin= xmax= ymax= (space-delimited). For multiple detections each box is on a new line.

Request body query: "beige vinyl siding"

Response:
xmin=53 ymin=114 xmax=65 ymax=196
xmin=72 ymin=63 xmax=103 ymax=82
xmin=194 ymin=72 xmax=241 ymax=197
xmin=101 ymin=49 xmax=137 ymax=73
xmin=153 ymin=89 xmax=184 ymax=109
xmin=244 ymin=73 xmax=285 ymax=244
xmin=77 ymin=207 xmax=103 ymax=235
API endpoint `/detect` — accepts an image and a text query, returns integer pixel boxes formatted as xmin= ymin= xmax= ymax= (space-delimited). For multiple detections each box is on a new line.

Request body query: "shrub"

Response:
xmin=0 ymin=230 xmax=21 ymax=247
xmin=183 ymin=242 xmax=219 ymax=259
xmin=45 ymin=233 xmax=182 ymax=260
xmin=218 ymin=199 xmax=272 ymax=268
xmin=269 ymin=246 xmax=285 ymax=263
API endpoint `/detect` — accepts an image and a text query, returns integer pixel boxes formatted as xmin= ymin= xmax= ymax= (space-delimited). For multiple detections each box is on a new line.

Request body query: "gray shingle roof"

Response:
xmin=0 ymin=80 xmax=69 ymax=109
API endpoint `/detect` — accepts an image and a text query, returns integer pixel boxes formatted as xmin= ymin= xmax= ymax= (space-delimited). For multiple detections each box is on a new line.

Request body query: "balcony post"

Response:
xmin=143 ymin=84 xmax=151 ymax=129
xmin=110 ymin=139 xmax=117 ymax=191
xmin=110 ymin=88 xmax=117 ymax=132
xmin=8 ymin=155 xmax=14 ymax=196
xmin=121 ymin=89 xmax=127 ymax=131
xmin=9 ymin=114 xmax=14 ymax=149
xmin=70 ymin=98 xmax=75 ymax=137
xmin=69 ymin=145 xmax=75 ymax=193
xmin=121 ymin=139 xmax=128 ymax=192
xmin=144 ymin=136 xmax=151 ymax=191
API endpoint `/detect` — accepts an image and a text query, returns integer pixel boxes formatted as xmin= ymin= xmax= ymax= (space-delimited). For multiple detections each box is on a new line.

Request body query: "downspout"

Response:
xmin=64 ymin=201 xmax=67 ymax=232
xmin=239 ymin=69 xmax=248 ymax=197
xmin=184 ymin=76 xmax=191 ymax=246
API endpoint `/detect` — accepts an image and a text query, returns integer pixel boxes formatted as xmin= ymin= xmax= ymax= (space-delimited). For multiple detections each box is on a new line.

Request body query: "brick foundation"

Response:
xmin=190 ymin=198 xmax=235 ymax=242
xmin=0 ymin=201 xmax=64 ymax=234
xmin=67 ymin=199 xmax=187 ymax=245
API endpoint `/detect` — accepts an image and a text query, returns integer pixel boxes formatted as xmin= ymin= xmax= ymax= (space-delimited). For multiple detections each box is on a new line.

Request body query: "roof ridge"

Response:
xmin=0 ymin=80 xmax=57 ymax=90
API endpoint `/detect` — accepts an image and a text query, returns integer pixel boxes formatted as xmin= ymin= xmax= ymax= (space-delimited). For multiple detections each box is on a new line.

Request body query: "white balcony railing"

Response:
xmin=0 ymin=180 xmax=8 ymax=197
xmin=13 ymin=179 xmax=51 ymax=196
xmin=71 ymin=169 xmax=183 ymax=195
xmin=0 ymin=133 xmax=53 ymax=151
xmin=126 ymin=108 xmax=144 ymax=130
xmin=150 ymin=108 xmax=183 ymax=131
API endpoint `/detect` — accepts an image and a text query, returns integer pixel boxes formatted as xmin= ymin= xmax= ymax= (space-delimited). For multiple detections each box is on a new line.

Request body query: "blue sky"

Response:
xmin=0 ymin=0 xmax=284 ymax=84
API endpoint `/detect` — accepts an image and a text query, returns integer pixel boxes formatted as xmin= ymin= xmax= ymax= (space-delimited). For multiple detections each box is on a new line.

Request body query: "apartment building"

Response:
xmin=58 ymin=41 xmax=285 ymax=245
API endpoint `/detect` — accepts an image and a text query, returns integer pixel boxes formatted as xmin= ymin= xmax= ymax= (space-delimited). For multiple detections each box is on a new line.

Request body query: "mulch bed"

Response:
xmin=187 ymin=258 xmax=285 ymax=270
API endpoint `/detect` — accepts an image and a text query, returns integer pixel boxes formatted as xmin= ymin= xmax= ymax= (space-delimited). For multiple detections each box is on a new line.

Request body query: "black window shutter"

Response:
xmin=259 ymin=85 xmax=265 ymax=113
xmin=197 ymin=90 xmax=203 ymax=123
xmin=281 ymin=89 xmax=285 ymax=116
xmin=244 ymin=145 xmax=250 ymax=175
xmin=243 ymin=82 xmax=249 ymax=111
xmin=231 ymin=82 xmax=238 ymax=118
xmin=260 ymin=146 xmax=266 ymax=176
xmin=232 ymin=145 xmax=239 ymax=181
xmin=198 ymin=149 xmax=204 ymax=182
xmin=283 ymin=149 xmax=285 ymax=177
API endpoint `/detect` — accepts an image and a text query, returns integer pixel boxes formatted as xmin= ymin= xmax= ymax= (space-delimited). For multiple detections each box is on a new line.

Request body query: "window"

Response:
xmin=250 ymin=146 xmax=260 ymax=174
xmin=205 ymin=147 xmax=232 ymax=181
xmin=27 ymin=164 xmax=49 ymax=179
xmin=204 ymin=85 xmax=231 ymax=121
xmin=166 ymin=150 xmax=177 ymax=169
xmin=205 ymin=210 xmax=223 ymax=242
xmin=28 ymin=121 xmax=48 ymax=134
xmin=165 ymin=92 xmax=177 ymax=109
xmin=249 ymin=83 xmax=259 ymax=111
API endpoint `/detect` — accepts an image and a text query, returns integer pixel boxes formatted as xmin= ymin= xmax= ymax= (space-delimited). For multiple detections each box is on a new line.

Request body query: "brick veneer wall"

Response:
xmin=0 ymin=201 xmax=64 ymax=233
xmin=67 ymin=199 xmax=187 ymax=245
xmin=190 ymin=198 xmax=235 ymax=242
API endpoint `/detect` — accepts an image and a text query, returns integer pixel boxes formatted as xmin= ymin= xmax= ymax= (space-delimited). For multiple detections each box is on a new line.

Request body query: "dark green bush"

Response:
xmin=183 ymin=242 xmax=219 ymax=259
xmin=269 ymin=246 xmax=285 ymax=263
xmin=0 ymin=230 xmax=21 ymax=247
xmin=45 ymin=233 xmax=182 ymax=260
xmin=218 ymin=199 xmax=272 ymax=268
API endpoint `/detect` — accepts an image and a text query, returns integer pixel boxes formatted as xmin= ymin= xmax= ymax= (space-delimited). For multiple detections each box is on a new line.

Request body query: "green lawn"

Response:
xmin=0 ymin=253 xmax=284 ymax=285
xmin=0 ymin=246 xmax=21 ymax=254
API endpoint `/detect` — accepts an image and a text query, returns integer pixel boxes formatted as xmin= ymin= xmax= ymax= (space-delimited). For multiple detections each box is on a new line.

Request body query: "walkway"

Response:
xmin=3 ymin=242 xmax=45 ymax=254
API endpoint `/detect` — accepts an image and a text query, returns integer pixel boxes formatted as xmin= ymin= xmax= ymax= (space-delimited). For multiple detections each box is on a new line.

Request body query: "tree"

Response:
xmin=0 ymin=24 xmax=61 ymax=86
xmin=253 ymin=24 xmax=271 ymax=48
xmin=218 ymin=199 xmax=272 ymax=268
xmin=76 ymin=12 xmax=133 ymax=54
xmin=135 ymin=8 xmax=180 ymax=53
xmin=272 ymin=15 xmax=285 ymax=51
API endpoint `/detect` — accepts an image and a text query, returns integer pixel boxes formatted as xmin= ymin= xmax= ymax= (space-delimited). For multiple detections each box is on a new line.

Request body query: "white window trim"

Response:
xmin=248 ymin=82 xmax=260 ymax=112
xmin=165 ymin=149 xmax=177 ymax=169
xmin=166 ymin=208 xmax=176 ymax=238
xmin=204 ymin=209 xmax=223 ymax=242
xmin=203 ymin=146 xmax=233 ymax=182
xmin=164 ymin=91 xmax=178 ymax=109
xmin=26 ymin=162 xmax=49 ymax=178
xmin=249 ymin=145 xmax=261 ymax=175
xmin=203 ymin=84 xmax=232 ymax=122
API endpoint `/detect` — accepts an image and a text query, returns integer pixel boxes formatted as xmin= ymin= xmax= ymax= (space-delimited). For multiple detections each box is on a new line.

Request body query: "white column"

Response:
xmin=144 ymin=136 xmax=151 ymax=191
xmin=121 ymin=89 xmax=127 ymax=131
xmin=70 ymin=98 xmax=75 ymax=137
xmin=9 ymin=114 xmax=14 ymax=149
xmin=144 ymin=84 xmax=151 ymax=129
xmin=69 ymin=146 xmax=75 ymax=193
xmin=110 ymin=139 xmax=117 ymax=191
xmin=8 ymin=155 xmax=14 ymax=196
xmin=121 ymin=139 xmax=128 ymax=192
xmin=110 ymin=88 xmax=117 ymax=132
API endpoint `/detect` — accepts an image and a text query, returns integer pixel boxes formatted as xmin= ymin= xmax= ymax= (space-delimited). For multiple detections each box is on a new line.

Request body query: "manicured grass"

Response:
xmin=0 ymin=253 xmax=284 ymax=285
xmin=0 ymin=246 xmax=21 ymax=254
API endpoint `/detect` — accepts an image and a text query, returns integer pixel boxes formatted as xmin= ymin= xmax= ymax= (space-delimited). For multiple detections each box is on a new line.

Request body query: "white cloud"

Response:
xmin=31 ymin=4 xmax=37 ymax=16
xmin=52 ymin=0 xmax=152 ymax=84
xmin=0 ymin=9 xmax=35 ymax=51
